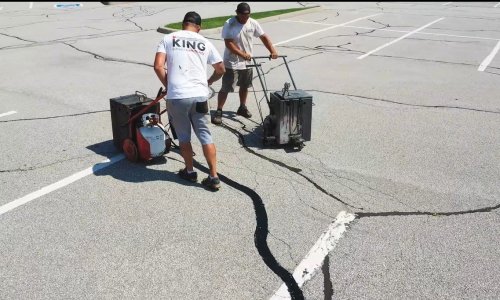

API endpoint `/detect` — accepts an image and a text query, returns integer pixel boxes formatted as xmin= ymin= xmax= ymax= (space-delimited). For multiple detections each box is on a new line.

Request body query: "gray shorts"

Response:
xmin=219 ymin=68 xmax=253 ymax=93
xmin=166 ymin=96 xmax=213 ymax=145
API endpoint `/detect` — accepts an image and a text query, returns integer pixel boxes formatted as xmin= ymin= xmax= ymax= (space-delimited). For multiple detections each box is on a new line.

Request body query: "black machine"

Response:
xmin=248 ymin=56 xmax=312 ymax=150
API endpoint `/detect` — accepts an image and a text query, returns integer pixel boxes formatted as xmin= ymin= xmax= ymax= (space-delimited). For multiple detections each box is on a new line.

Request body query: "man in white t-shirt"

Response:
xmin=211 ymin=2 xmax=278 ymax=125
xmin=154 ymin=11 xmax=225 ymax=191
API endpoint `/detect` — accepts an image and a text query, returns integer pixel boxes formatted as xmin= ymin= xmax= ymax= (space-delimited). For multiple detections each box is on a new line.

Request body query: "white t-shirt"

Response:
xmin=221 ymin=17 xmax=264 ymax=70
xmin=157 ymin=30 xmax=222 ymax=99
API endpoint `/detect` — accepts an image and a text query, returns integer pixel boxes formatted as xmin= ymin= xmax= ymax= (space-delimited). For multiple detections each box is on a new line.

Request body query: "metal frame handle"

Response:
xmin=246 ymin=55 xmax=297 ymax=90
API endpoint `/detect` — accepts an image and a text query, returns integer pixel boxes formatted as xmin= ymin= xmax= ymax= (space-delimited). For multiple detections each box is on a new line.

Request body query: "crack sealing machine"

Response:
xmin=247 ymin=55 xmax=313 ymax=150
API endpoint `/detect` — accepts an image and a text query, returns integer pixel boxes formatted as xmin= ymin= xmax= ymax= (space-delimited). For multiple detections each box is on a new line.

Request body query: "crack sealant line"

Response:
xmin=478 ymin=40 xmax=500 ymax=72
xmin=270 ymin=211 xmax=356 ymax=300
xmin=274 ymin=13 xmax=381 ymax=46
xmin=0 ymin=111 xmax=17 ymax=118
xmin=0 ymin=154 xmax=125 ymax=216
xmin=358 ymin=17 xmax=444 ymax=60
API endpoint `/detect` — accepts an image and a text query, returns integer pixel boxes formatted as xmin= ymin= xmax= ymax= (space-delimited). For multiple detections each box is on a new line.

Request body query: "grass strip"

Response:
xmin=165 ymin=7 xmax=314 ymax=30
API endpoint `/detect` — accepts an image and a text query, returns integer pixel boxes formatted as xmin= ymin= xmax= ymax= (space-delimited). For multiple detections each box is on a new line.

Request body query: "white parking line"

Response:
xmin=29 ymin=2 xmax=33 ymax=9
xmin=275 ymin=13 xmax=381 ymax=46
xmin=280 ymin=19 xmax=500 ymax=41
xmin=442 ymin=2 xmax=452 ymax=5
xmin=0 ymin=111 xmax=17 ymax=118
xmin=357 ymin=18 xmax=444 ymax=60
xmin=478 ymin=40 xmax=500 ymax=72
xmin=495 ymin=2 xmax=500 ymax=8
xmin=269 ymin=211 xmax=356 ymax=300
xmin=0 ymin=154 xmax=125 ymax=216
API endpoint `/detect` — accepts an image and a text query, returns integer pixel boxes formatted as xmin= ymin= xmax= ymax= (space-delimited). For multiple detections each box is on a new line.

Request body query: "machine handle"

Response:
xmin=135 ymin=90 xmax=148 ymax=97
xmin=251 ymin=55 xmax=287 ymax=60
xmin=248 ymin=55 xmax=297 ymax=90
xmin=124 ymin=89 xmax=167 ymax=126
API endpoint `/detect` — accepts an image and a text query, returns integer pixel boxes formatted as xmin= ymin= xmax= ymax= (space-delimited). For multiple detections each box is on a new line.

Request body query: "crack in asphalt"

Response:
xmin=192 ymin=160 xmax=304 ymax=300
xmin=0 ymin=29 xmax=155 ymax=51
xmin=368 ymin=18 xmax=389 ymax=27
xmin=220 ymin=123 xmax=363 ymax=210
xmin=356 ymin=203 xmax=500 ymax=218
xmin=268 ymin=231 xmax=299 ymax=265
xmin=0 ymin=32 xmax=35 ymax=42
xmin=322 ymin=255 xmax=334 ymax=300
xmin=308 ymin=89 xmax=500 ymax=115
xmin=63 ymin=42 xmax=152 ymax=67
xmin=0 ymin=110 xmax=109 ymax=123
xmin=125 ymin=18 xmax=143 ymax=31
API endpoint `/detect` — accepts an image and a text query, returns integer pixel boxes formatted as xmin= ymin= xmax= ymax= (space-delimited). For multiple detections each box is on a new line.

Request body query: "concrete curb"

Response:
xmin=156 ymin=5 xmax=323 ymax=35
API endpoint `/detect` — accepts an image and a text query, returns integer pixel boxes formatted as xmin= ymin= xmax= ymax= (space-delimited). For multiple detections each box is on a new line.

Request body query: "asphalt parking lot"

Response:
xmin=0 ymin=2 xmax=499 ymax=299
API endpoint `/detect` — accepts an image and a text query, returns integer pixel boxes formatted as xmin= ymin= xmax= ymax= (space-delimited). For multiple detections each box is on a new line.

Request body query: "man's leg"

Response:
xmin=236 ymin=86 xmax=252 ymax=118
xmin=202 ymin=143 xmax=217 ymax=178
xmin=238 ymin=87 xmax=248 ymax=107
xmin=217 ymin=91 xmax=228 ymax=110
xmin=179 ymin=142 xmax=194 ymax=171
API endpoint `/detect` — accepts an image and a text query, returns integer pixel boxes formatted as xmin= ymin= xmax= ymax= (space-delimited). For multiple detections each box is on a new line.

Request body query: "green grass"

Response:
xmin=165 ymin=7 xmax=315 ymax=30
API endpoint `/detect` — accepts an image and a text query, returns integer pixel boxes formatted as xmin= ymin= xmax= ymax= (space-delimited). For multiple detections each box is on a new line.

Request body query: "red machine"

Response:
xmin=110 ymin=89 xmax=174 ymax=162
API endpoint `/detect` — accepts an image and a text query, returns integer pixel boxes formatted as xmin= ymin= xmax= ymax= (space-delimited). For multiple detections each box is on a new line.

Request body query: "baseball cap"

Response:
xmin=236 ymin=2 xmax=251 ymax=14
xmin=182 ymin=11 xmax=201 ymax=26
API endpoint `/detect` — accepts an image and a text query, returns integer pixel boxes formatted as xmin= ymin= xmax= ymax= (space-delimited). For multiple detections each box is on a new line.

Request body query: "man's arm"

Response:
xmin=153 ymin=52 xmax=168 ymax=87
xmin=259 ymin=34 xmax=278 ymax=59
xmin=225 ymin=39 xmax=251 ymax=61
xmin=208 ymin=62 xmax=225 ymax=86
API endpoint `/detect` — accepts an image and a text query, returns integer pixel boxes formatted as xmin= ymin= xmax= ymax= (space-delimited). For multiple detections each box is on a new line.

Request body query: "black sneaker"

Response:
xmin=201 ymin=176 xmax=221 ymax=191
xmin=211 ymin=109 xmax=222 ymax=125
xmin=236 ymin=105 xmax=252 ymax=118
xmin=178 ymin=168 xmax=198 ymax=182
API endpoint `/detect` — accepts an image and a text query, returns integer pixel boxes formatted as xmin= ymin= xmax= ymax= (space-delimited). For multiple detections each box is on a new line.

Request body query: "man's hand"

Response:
xmin=270 ymin=51 xmax=278 ymax=59
xmin=241 ymin=52 xmax=252 ymax=61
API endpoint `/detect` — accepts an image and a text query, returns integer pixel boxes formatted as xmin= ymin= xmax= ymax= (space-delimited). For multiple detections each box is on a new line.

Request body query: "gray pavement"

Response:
xmin=0 ymin=2 xmax=499 ymax=299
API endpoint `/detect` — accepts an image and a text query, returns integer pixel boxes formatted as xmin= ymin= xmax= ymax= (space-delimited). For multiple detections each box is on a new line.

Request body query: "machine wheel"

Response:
xmin=122 ymin=138 xmax=138 ymax=162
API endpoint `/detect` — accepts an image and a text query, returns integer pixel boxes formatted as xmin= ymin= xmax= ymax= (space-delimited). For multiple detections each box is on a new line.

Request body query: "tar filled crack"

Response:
xmin=192 ymin=161 xmax=304 ymax=299
xmin=356 ymin=203 xmax=500 ymax=218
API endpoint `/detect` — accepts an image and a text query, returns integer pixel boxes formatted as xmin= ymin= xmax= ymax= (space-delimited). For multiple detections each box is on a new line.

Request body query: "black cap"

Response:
xmin=182 ymin=11 xmax=201 ymax=26
xmin=236 ymin=2 xmax=250 ymax=14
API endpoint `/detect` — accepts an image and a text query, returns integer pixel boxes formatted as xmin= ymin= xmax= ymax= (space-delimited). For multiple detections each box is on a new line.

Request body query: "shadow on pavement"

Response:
xmin=86 ymin=139 xmax=203 ymax=189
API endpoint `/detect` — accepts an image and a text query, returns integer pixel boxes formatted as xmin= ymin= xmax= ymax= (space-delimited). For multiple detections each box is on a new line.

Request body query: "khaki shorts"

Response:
xmin=219 ymin=68 xmax=253 ymax=93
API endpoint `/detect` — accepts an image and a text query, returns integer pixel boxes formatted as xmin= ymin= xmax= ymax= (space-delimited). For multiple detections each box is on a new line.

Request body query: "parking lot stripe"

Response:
xmin=478 ymin=40 xmax=500 ymax=72
xmin=495 ymin=2 xmax=500 ymax=8
xmin=274 ymin=14 xmax=381 ymax=46
xmin=0 ymin=111 xmax=17 ymax=118
xmin=0 ymin=154 xmax=125 ymax=216
xmin=281 ymin=19 xmax=499 ymax=42
xmin=357 ymin=17 xmax=444 ymax=60
xmin=443 ymin=2 xmax=452 ymax=5
xmin=29 ymin=2 xmax=33 ymax=9
xmin=270 ymin=211 xmax=356 ymax=299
